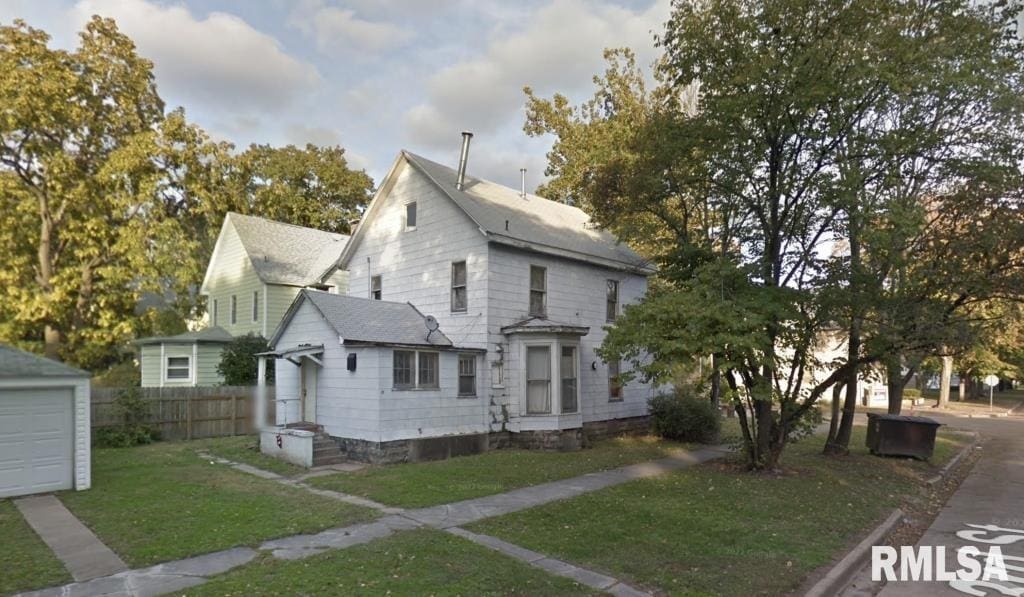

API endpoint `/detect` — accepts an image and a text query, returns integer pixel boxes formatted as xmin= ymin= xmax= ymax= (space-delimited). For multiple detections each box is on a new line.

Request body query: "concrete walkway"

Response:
xmin=14 ymin=495 xmax=128 ymax=582
xmin=870 ymin=412 xmax=1024 ymax=596
xmin=21 ymin=444 xmax=729 ymax=596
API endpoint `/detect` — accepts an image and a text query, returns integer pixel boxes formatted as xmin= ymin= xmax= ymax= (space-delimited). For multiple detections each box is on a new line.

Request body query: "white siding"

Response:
xmin=377 ymin=350 xmax=488 ymax=442
xmin=487 ymin=245 xmax=656 ymax=425
xmin=273 ymin=300 xmax=382 ymax=441
xmin=345 ymin=162 xmax=491 ymax=350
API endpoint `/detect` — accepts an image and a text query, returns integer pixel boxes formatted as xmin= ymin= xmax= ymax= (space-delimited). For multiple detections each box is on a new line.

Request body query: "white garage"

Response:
xmin=0 ymin=344 xmax=91 ymax=498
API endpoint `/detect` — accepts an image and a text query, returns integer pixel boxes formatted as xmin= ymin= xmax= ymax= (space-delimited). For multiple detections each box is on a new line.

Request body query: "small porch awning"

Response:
xmin=256 ymin=344 xmax=324 ymax=365
xmin=501 ymin=317 xmax=589 ymax=336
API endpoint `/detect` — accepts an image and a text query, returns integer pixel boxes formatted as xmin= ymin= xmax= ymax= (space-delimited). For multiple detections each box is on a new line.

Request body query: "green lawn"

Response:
xmin=193 ymin=435 xmax=307 ymax=476
xmin=0 ymin=500 xmax=71 ymax=594
xmin=308 ymin=435 xmax=695 ymax=508
xmin=60 ymin=441 xmax=377 ymax=568
xmin=467 ymin=427 xmax=969 ymax=596
xmin=186 ymin=528 xmax=601 ymax=596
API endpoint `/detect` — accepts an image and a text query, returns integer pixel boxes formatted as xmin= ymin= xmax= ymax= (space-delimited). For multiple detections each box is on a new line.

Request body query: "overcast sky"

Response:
xmin=1 ymin=0 xmax=670 ymax=189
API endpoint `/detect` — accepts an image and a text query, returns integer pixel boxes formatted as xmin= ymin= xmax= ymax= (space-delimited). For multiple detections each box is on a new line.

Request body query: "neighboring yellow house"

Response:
xmin=137 ymin=213 xmax=350 ymax=387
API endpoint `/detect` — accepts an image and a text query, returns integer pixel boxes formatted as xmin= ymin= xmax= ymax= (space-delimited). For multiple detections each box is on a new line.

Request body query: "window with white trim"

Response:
xmin=526 ymin=345 xmax=551 ymax=413
xmin=252 ymin=290 xmax=259 ymax=322
xmin=560 ymin=346 xmax=578 ymax=413
xmin=405 ymin=202 xmax=417 ymax=230
xmin=458 ymin=354 xmax=476 ymax=396
xmin=370 ymin=275 xmax=382 ymax=300
xmin=606 ymin=280 xmax=619 ymax=322
xmin=529 ymin=265 xmax=546 ymax=317
xmin=393 ymin=350 xmax=440 ymax=390
xmin=451 ymin=261 xmax=467 ymax=312
xmin=609 ymin=359 xmax=623 ymax=401
xmin=166 ymin=356 xmax=191 ymax=381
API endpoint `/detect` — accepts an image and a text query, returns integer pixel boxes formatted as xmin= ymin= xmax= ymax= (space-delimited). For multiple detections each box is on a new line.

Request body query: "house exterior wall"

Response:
xmin=204 ymin=221 xmax=265 ymax=337
xmin=344 ymin=161 xmax=491 ymax=350
xmin=273 ymin=300 xmax=382 ymax=440
xmin=487 ymin=245 xmax=655 ymax=428
xmin=265 ymin=284 xmax=302 ymax=339
xmin=377 ymin=349 xmax=487 ymax=442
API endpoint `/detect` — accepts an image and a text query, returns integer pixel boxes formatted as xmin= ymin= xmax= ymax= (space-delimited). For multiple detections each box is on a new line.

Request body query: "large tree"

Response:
xmin=0 ymin=18 xmax=373 ymax=369
xmin=526 ymin=0 xmax=1024 ymax=468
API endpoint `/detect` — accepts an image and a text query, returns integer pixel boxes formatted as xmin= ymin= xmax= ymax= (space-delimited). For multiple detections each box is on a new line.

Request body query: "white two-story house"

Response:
xmin=264 ymin=136 xmax=659 ymax=464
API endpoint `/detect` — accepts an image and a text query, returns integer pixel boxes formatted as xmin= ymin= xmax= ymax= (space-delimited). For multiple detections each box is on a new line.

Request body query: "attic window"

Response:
xmin=405 ymin=202 xmax=417 ymax=230
xmin=370 ymin=275 xmax=382 ymax=300
xmin=451 ymin=261 xmax=467 ymax=312
xmin=529 ymin=265 xmax=546 ymax=317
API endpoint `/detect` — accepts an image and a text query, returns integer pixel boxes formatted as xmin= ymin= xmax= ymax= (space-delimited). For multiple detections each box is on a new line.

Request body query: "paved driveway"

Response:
xmin=877 ymin=411 xmax=1024 ymax=597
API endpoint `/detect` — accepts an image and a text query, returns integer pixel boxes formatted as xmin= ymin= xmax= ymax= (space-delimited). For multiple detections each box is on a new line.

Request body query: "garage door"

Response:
xmin=0 ymin=388 xmax=73 ymax=498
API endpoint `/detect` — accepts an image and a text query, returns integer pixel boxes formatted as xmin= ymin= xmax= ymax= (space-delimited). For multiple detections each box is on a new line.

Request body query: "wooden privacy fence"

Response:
xmin=92 ymin=386 xmax=276 ymax=440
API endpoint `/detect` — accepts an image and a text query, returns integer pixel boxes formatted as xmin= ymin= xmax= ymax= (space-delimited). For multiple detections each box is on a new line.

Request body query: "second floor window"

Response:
xmin=370 ymin=275 xmax=382 ymax=300
xmin=252 ymin=290 xmax=259 ymax=322
xmin=529 ymin=265 xmax=546 ymax=317
xmin=451 ymin=261 xmax=467 ymax=312
xmin=405 ymin=202 xmax=417 ymax=230
xmin=606 ymin=280 xmax=619 ymax=322
xmin=230 ymin=295 xmax=237 ymax=325
xmin=212 ymin=299 xmax=218 ymax=326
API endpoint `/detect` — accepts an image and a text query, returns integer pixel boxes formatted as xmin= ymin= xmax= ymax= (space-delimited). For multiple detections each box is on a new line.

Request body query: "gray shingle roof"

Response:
xmin=281 ymin=290 xmax=453 ymax=348
xmin=0 ymin=344 xmax=88 ymax=378
xmin=134 ymin=327 xmax=235 ymax=346
xmin=229 ymin=213 xmax=350 ymax=286
xmin=403 ymin=152 xmax=653 ymax=273
xmin=500 ymin=317 xmax=590 ymax=335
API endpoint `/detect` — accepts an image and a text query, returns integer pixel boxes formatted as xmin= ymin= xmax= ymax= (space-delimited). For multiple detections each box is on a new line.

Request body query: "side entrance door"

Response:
xmin=300 ymin=359 xmax=318 ymax=424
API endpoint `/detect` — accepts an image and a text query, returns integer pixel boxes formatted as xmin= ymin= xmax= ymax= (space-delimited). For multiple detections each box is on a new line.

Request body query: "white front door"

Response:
xmin=0 ymin=388 xmax=73 ymax=498
xmin=300 ymin=359 xmax=318 ymax=423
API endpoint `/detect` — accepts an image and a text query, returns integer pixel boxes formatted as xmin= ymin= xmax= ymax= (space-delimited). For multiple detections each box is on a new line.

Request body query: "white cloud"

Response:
xmin=69 ymin=0 xmax=320 ymax=113
xmin=403 ymin=0 xmax=669 ymax=148
xmin=288 ymin=0 xmax=414 ymax=53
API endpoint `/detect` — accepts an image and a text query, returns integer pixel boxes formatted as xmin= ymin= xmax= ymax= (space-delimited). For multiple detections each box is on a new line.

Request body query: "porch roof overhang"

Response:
xmin=256 ymin=344 xmax=324 ymax=365
xmin=500 ymin=317 xmax=590 ymax=336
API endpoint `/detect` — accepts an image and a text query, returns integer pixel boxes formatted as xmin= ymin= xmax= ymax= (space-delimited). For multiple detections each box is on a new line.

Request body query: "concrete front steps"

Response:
xmin=284 ymin=422 xmax=347 ymax=467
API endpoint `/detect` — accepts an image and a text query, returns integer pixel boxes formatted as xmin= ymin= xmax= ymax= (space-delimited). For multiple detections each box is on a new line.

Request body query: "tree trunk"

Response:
xmin=709 ymin=354 xmax=721 ymax=409
xmin=38 ymin=202 xmax=62 ymax=361
xmin=886 ymin=358 xmax=904 ymax=415
xmin=938 ymin=355 xmax=953 ymax=408
xmin=958 ymin=373 xmax=966 ymax=402
xmin=824 ymin=382 xmax=844 ymax=451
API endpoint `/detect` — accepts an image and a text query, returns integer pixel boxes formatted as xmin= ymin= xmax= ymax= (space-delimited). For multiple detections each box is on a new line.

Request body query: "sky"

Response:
xmin=0 ymin=0 xmax=671 ymax=189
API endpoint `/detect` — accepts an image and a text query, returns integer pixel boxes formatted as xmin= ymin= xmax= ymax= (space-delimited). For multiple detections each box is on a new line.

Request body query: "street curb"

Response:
xmin=803 ymin=509 xmax=904 ymax=597
xmin=925 ymin=431 xmax=980 ymax=487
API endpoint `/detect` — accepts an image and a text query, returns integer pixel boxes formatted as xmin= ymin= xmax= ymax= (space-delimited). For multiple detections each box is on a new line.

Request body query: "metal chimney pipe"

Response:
xmin=456 ymin=131 xmax=473 ymax=190
xmin=520 ymin=168 xmax=527 ymax=199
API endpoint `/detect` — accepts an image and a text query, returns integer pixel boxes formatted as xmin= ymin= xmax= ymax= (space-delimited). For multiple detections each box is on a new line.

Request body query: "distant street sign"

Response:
xmin=983 ymin=374 xmax=1000 ymax=387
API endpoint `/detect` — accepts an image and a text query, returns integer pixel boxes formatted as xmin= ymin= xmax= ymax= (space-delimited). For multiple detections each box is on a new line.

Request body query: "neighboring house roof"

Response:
xmin=203 ymin=213 xmax=350 ymax=292
xmin=0 ymin=344 xmax=88 ymax=378
xmin=335 ymin=151 xmax=654 ymax=275
xmin=501 ymin=317 xmax=590 ymax=336
xmin=133 ymin=327 xmax=235 ymax=346
xmin=270 ymin=289 xmax=455 ymax=349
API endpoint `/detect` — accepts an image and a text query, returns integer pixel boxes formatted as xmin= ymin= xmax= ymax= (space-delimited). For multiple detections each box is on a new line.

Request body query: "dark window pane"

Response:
xmin=606 ymin=280 xmax=618 ymax=322
xmin=458 ymin=354 xmax=476 ymax=396
xmin=393 ymin=350 xmax=414 ymax=388
xmin=529 ymin=290 xmax=545 ymax=317
xmin=452 ymin=261 xmax=467 ymax=285
xmin=561 ymin=346 xmax=577 ymax=413
xmin=452 ymin=287 xmax=467 ymax=311
xmin=418 ymin=352 xmax=439 ymax=388
xmin=530 ymin=266 xmax=546 ymax=290
xmin=406 ymin=202 xmax=417 ymax=228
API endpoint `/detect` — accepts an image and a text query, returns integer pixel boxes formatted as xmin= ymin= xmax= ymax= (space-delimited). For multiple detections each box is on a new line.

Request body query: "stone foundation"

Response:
xmin=332 ymin=415 xmax=652 ymax=464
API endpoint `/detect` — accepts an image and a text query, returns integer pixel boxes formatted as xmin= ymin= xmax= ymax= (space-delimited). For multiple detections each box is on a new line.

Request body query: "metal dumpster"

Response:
xmin=865 ymin=413 xmax=942 ymax=460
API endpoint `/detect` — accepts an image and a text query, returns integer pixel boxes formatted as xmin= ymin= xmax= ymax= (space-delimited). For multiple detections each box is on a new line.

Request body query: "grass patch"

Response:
xmin=186 ymin=528 xmax=600 ymax=596
xmin=193 ymin=435 xmax=306 ymax=476
xmin=468 ymin=427 xmax=966 ymax=596
xmin=308 ymin=436 xmax=695 ymax=509
xmin=60 ymin=441 xmax=377 ymax=568
xmin=0 ymin=500 xmax=71 ymax=594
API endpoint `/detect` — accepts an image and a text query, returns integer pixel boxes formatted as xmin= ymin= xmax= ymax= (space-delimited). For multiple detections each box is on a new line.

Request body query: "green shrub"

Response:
xmin=217 ymin=334 xmax=275 ymax=386
xmin=648 ymin=390 xmax=721 ymax=443
xmin=903 ymin=388 xmax=922 ymax=398
xmin=93 ymin=388 xmax=158 ymax=448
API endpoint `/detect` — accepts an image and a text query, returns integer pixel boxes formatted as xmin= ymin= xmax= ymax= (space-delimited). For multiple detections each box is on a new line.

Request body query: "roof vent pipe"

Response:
xmin=456 ymin=131 xmax=473 ymax=190
xmin=520 ymin=168 xmax=527 ymax=199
